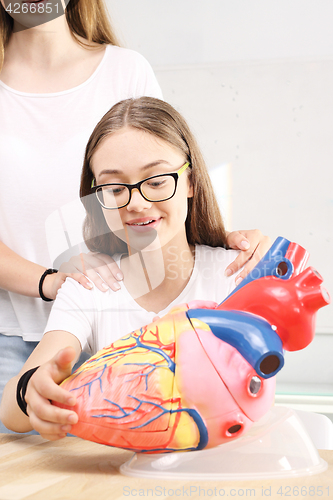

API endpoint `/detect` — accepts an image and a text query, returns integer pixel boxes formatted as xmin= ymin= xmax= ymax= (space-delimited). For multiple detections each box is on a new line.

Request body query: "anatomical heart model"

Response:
xmin=55 ymin=237 xmax=330 ymax=453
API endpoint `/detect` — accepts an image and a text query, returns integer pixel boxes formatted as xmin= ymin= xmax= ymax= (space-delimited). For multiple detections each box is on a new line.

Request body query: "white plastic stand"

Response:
xmin=120 ymin=406 xmax=328 ymax=480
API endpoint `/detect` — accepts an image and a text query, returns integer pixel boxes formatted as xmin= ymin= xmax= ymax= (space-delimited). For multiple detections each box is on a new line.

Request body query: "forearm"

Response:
xmin=0 ymin=375 xmax=33 ymax=433
xmin=0 ymin=241 xmax=46 ymax=297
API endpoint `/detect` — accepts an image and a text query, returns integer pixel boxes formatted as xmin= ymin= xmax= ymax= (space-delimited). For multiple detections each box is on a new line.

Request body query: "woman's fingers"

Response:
xmin=225 ymin=230 xmax=271 ymax=278
xmin=225 ymin=249 xmax=255 ymax=280
xmin=234 ymin=239 xmax=271 ymax=283
xmin=226 ymin=230 xmax=251 ymax=251
xmin=60 ymin=252 xmax=123 ymax=292
xmin=85 ymin=252 xmax=124 ymax=291
xmin=225 ymin=241 xmax=272 ymax=286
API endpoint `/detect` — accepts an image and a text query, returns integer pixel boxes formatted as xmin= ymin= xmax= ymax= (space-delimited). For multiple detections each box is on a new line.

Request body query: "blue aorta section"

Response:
xmin=220 ymin=236 xmax=292 ymax=304
xmin=187 ymin=309 xmax=284 ymax=379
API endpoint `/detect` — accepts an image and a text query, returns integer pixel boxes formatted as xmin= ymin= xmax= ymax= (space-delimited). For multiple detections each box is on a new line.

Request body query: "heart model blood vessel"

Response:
xmin=55 ymin=237 xmax=330 ymax=453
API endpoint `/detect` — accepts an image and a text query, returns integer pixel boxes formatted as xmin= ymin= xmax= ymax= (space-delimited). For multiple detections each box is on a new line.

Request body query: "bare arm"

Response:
xmin=0 ymin=241 xmax=48 ymax=297
xmin=0 ymin=241 xmax=123 ymax=299
xmin=0 ymin=240 xmax=70 ymax=299
xmin=0 ymin=330 xmax=81 ymax=437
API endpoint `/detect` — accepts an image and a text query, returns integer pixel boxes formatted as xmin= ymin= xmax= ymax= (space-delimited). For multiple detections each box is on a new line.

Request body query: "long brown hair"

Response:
xmin=80 ymin=97 xmax=228 ymax=256
xmin=0 ymin=0 xmax=119 ymax=71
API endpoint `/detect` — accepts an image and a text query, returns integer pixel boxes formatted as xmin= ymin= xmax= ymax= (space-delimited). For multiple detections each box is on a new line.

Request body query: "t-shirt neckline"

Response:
xmin=116 ymin=245 xmax=199 ymax=316
xmin=0 ymin=45 xmax=109 ymax=98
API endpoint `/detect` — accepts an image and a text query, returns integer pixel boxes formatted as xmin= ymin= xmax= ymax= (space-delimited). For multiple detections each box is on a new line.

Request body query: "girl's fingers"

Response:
xmin=26 ymin=348 xmax=77 ymax=407
xmin=33 ymin=378 xmax=76 ymax=408
xmin=27 ymin=393 xmax=77 ymax=426
xmin=52 ymin=346 xmax=77 ymax=380
xmin=22 ymin=349 xmax=79 ymax=441
xmin=28 ymin=405 xmax=77 ymax=440
xmin=26 ymin=382 xmax=78 ymax=440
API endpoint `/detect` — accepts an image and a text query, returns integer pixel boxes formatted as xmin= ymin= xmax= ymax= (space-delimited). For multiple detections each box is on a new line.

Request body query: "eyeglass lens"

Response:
xmin=96 ymin=175 xmax=177 ymax=208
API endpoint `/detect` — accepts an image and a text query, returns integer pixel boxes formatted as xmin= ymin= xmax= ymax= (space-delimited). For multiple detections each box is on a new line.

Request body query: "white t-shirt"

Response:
xmin=0 ymin=45 xmax=163 ymax=340
xmin=44 ymin=245 xmax=240 ymax=355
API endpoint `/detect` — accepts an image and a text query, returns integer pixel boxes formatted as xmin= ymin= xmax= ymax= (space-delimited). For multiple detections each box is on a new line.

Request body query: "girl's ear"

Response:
xmin=187 ymin=170 xmax=194 ymax=198
xmin=187 ymin=182 xmax=194 ymax=198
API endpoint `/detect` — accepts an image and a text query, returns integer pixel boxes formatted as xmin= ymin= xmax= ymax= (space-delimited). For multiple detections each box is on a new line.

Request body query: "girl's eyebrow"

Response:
xmin=98 ymin=160 xmax=172 ymax=178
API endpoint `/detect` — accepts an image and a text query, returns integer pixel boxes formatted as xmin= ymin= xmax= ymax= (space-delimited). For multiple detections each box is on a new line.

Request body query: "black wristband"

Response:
xmin=39 ymin=268 xmax=58 ymax=302
xmin=16 ymin=367 xmax=40 ymax=416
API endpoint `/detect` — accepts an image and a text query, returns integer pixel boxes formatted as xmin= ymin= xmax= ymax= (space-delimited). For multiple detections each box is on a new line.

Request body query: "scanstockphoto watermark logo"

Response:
xmin=123 ymin=485 xmax=258 ymax=497
xmin=2 ymin=0 xmax=71 ymax=32
xmin=122 ymin=485 xmax=330 ymax=497
xmin=123 ymin=485 xmax=262 ymax=497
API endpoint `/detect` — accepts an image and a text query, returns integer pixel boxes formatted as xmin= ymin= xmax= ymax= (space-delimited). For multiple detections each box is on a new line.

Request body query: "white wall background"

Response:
xmin=106 ymin=0 xmax=333 ymax=393
xmin=107 ymin=0 xmax=333 ymax=65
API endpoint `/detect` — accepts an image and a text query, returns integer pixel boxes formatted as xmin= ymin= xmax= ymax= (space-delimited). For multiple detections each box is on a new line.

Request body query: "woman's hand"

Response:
xmin=43 ymin=252 xmax=124 ymax=300
xmin=25 ymin=347 xmax=78 ymax=441
xmin=225 ymin=230 xmax=272 ymax=285
xmin=59 ymin=251 xmax=123 ymax=292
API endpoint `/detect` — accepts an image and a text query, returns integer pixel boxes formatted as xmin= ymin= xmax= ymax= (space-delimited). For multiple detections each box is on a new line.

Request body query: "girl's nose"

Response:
xmin=126 ymin=188 xmax=152 ymax=212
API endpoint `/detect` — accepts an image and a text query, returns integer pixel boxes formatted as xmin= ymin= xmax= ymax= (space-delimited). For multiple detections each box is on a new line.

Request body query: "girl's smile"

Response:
xmin=126 ymin=216 xmax=162 ymax=232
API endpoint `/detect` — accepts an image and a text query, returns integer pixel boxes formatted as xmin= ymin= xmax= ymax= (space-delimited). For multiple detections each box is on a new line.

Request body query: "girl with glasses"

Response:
xmin=1 ymin=97 xmax=272 ymax=438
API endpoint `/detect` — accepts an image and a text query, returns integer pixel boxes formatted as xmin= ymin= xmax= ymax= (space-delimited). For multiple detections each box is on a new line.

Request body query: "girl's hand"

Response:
xmin=225 ymin=230 xmax=272 ymax=285
xmin=25 ymin=347 xmax=78 ymax=441
xmin=43 ymin=252 xmax=124 ymax=300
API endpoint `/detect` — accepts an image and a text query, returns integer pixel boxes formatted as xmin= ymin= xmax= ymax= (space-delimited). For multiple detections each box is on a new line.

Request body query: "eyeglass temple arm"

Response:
xmin=178 ymin=162 xmax=190 ymax=176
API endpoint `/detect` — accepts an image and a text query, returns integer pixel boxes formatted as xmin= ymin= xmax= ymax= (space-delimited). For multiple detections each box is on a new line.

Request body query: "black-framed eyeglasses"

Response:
xmin=91 ymin=162 xmax=190 ymax=210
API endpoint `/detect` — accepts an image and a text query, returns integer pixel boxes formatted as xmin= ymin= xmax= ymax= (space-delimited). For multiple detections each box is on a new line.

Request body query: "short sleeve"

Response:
xmin=130 ymin=50 xmax=163 ymax=100
xmin=44 ymin=278 xmax=96 ymax=354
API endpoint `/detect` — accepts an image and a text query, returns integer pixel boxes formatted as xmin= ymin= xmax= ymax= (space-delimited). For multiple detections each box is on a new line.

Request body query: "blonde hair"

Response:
xmin=80 ymin=97 xmax=228 ymax=256
xmin=0 ymin=0 xmax=119 ymax=71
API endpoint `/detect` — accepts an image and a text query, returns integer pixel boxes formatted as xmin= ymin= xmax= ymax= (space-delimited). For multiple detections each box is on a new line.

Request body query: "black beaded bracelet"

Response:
xmin=39 ymin=268 xmax=58 ymax=302
xmin=16 ymin=367 xmax=40 ymax=416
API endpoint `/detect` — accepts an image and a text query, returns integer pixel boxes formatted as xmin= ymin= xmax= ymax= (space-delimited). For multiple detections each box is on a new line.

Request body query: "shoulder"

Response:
xmin=54 ymin=277 xmax=99 ymax=309
xmin=104 ymin=45 xmax=155 ymax=71
xmin=56 ymin=276 xmax=89 ymax=296
xmin=102 ymin=45 xmax=163 ymax=99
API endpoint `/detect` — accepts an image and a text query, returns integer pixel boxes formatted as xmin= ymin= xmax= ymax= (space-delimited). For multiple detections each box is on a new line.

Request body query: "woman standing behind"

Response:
xmin=0 ymin=0 xmax=164 ymax=429
xmin=0 ymin=0 xmax=270 ymax=432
